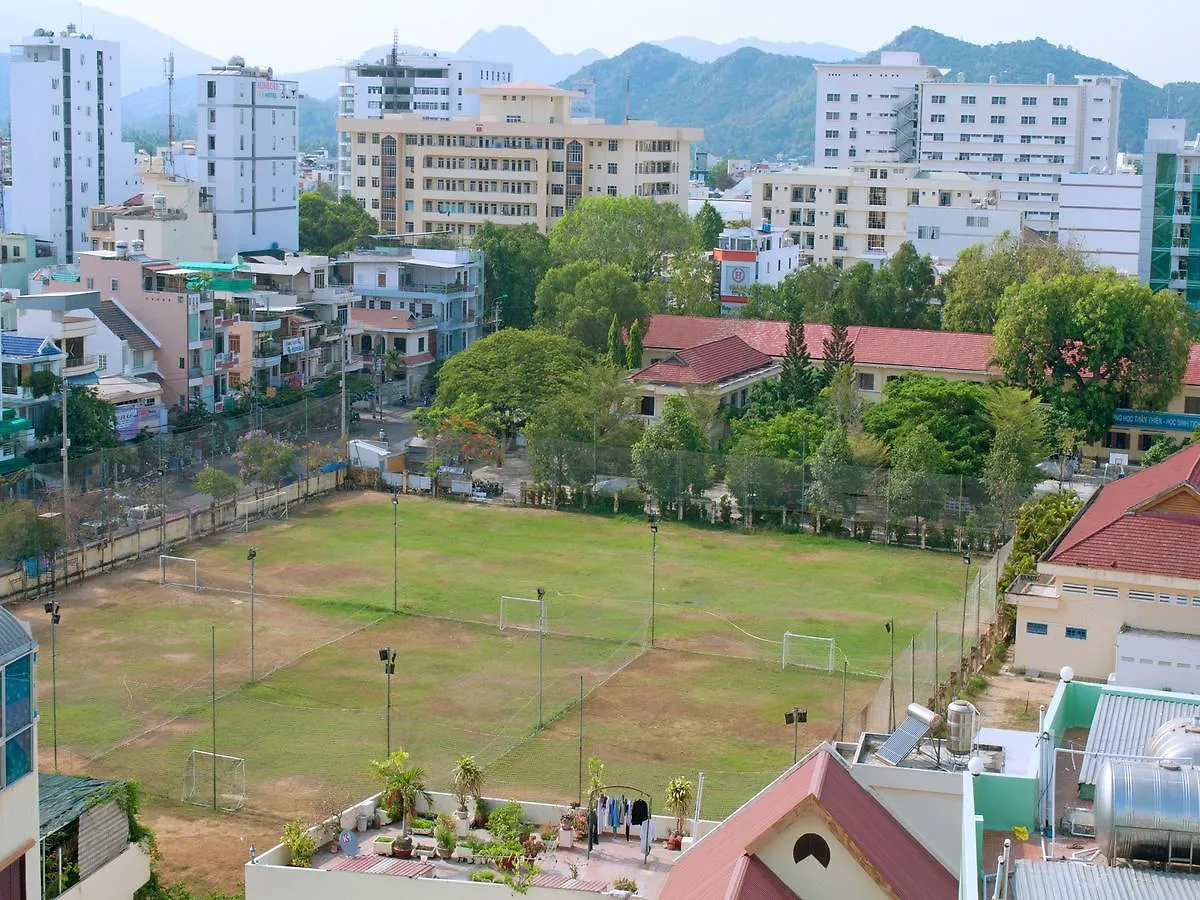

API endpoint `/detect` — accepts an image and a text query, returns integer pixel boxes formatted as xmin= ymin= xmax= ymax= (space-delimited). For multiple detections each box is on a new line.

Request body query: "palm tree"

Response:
xmin=382 ymin=348 xmax=405 ymax=401
xmin=451 ymin=755 xmax=484 ymax=814
xmin=371 ymin=750 xmax=433 ymax=835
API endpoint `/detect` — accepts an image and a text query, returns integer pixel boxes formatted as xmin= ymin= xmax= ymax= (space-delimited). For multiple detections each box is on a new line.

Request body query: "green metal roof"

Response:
xmin=176 ymin=261 xmax=242 ymax=272
xmin=39 ymin=773 xmax=124 ymax=837
xmin=0 ymin=456 xmax=31 ymax=475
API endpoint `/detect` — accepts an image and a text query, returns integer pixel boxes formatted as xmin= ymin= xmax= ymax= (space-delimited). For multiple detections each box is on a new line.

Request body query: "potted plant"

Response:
xmin=612 ymin=876 xmax=638 ymax=896
xmin=410 ymin=817 xmax=435 ymax=836
xmin=559 ymin=809 xmax=577 ymax=849
xmin=472 ymin=796 xmax=490 ymax=829
xmin=282 ymin=819 xmax=317 ymax=868
xmin=539 ymin=823 xmax=557 ymax=852
xmin=372 ymin=835 xmax=395 ymax=856
xmin=392 ymin=834 xmax=413 ymax=859
xmin=370 ymin=749 xmax=433 ymax=838
xmin=434 ymin=820 xmax=456 ymax=859
xmin=665 ymin=776 xmax=695 ymax=851
xmin=451 ymin=754 xmax=484 ymax=836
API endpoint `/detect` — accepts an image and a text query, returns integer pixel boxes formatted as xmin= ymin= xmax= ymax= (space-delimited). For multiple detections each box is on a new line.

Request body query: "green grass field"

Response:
xmin=20 ymin=492 xmax=970 ymax=823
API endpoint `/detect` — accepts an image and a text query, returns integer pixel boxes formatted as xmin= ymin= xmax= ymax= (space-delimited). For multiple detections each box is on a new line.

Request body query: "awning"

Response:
xmin=66 ymin=372 xmax=100 ymax=386
xmin=0 ymin=456 xmax=31 ymax=475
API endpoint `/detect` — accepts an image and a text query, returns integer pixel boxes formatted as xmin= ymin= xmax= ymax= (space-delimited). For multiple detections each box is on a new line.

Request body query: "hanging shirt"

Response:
xmin=611 ymin=797 xmax=620 ymax=830
xmin=631 ymin=798 xmax=650 ymax=826
xmin=640 ymin=817 xmax=655 ymax=857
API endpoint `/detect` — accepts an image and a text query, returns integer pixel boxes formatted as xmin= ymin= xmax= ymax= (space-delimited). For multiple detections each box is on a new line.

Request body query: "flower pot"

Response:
xmin=436 ymin=847 xmax=453 ymax=859
xmin=373 ymin=838 xmax=394 ymax=856
xmin=454 ymin=810 xmax=470 ymax=837
xmin=376 ymin=809 xmax=393 ymax=827
xmin=558 ymin=826 xmax=574 ymax=850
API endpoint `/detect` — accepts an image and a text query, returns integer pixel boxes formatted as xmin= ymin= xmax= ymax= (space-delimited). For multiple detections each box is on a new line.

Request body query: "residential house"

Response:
xmin=92 ymin=299 xmax=162 ymax=380
xmin=85 ymin=177 xmax=217 ymax=262
xmin=339 ymin=245 xmax=484 ymax=360
xmin=0 ymin=234 xmax=57 ymax=291
xmin=715 ymin=225 xmax=802 ymax=316
xmin=631 ymin=335 xmax=780 ymax=418
xmin=348 ymin=307 xmax=437 ymax=397
xmin=1009 ymin=440 xmax=1200 ymax=686
xmin=95 ymin=374 xmax=167 ymax=439
xmin=0 ymin=607 xmax=38 ymax=898
xmin=0 ymin=334 xmax=65 ymax=447
xmin=12 ymin=290 xmax=101 ymax=389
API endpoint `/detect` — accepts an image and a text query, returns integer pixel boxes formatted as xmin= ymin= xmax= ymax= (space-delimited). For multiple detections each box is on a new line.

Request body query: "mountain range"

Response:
xmin=562 ymin=27 xmax=1200 ymax=161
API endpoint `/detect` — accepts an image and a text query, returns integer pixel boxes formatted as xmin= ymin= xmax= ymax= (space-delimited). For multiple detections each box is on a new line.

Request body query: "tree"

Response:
xmin=726 ymin=408 xmax=826 ymax=512
xmin=626 ymin=319 xmax=644 ymax=371
xmin=435 ymin=329 xmax=588 ymax=433
xmin=606 ymin=314 xmax=626 ymax=368
xmin=694 ymin=202 xmax=724 ymax=250
xmin=706 ymin=159 xmax=734 ymax=191
xmin=993 ymin=271 xmax=1191 ymax=441
xmin=371 ymin=750 xmax=432 ymax=835
xmin=665 ymin=249 xmax=718 ymax=316
xmin=882 ymin=241 xmax=938 ymax=328
xmin=864 ymin=375 xmax=993 ymax=476
xmin=35 ymin=386 xmax=121 ymax=457
xmin=0 ymin=501 xmax=61 ymax=562
xmin=886 ymin=424 xmax=949 ymax=534
xmin=807 ymin=428 xmax=864 ymax=533
xmin=298 ymin=192 xmax=378 ymax=256
xmin=234 ymin=430 xmax=299 ymax=487
xmin=631 ymin=396 xmax=709 ymax=507
xmin=779 ymin=313 xmax=819 ymax=407
xmin=450 ymin=755 xmax=484 ymax=814
xmin=1141 ymin=435 xmax=1184 ymax=467
xmin=22 ymin=370 xmax=60 ymax=398
xmin=534 ymin=262 xmax=645 ymax=351
xmin=941 ymin=232 xmax=1087 ymax=333
xmin=983 ymin=425 xmax=1042 ymax=540
xmin=821 ymin=365 xmax=862 ymax=432
xmin=548 ymin=196 xmax=697 ymax=281
xmin=821 ymin=309 xmax=855 ymax=380
xmin=193 ymin=467 xmax=240 ymax=509
xmin=999 ymin=492 xmax=1083 ymax=598
xmin=665 ymin=776 xmax=695 ymax=838
xmin=415 ymin=404 xmax=501 ymax=474
xmin=473 ymin=222 xmax=551 ymax=330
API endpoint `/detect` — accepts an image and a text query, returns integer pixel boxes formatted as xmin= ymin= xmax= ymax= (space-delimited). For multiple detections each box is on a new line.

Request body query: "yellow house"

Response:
xmin=1009 ymin=440 xmax=1200 ymax=686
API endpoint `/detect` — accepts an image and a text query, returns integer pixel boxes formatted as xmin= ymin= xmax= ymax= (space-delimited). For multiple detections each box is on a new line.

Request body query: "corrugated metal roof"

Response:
xmin=1012 ymin=860 xmax=1200 ymax=899
xmin=1079 ymin=690 xmax=1200 ymax=785
xmin=39 ymin=773 xmax=121 ymax=837
xmin=0 ymin=606 xmax=34 ymax=666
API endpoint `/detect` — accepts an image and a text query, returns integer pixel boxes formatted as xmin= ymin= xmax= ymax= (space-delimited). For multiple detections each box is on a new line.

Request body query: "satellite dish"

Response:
xmin=339 ymin=830 xmax=360 ymax=856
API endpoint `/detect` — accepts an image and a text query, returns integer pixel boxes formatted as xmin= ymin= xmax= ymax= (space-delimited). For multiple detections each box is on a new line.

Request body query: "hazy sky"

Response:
xmin=83 ymin=0 xmax=1197 ymax=84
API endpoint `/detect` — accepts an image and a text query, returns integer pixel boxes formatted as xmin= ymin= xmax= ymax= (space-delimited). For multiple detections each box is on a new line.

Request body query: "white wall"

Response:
xmin=57 ymin=843 xmax=151 ymax=900
xmin=1115 ymin=630 xmax=1200 ymax=693
xmin=0 ymin=772 xmax=40 ymax=900
xmin=1058 ymin=173 xmax=1143 ymax=273
xmin=905 ymin=205 xmax=1021 ymax=261
xmin=848 ymin=763 xmax=964 ymax=876
xmin=754 ymin=809 xmax=892 ymax=899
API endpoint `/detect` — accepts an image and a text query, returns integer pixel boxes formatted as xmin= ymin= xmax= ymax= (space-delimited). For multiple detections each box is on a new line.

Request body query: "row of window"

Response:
xmin=930 ymin=94 xmax=1067 ymax=106
xmin=926 ymin=133 xmax=1069 ymax=146
xmin=1026 ymin=622 xmax=1088 ymax=639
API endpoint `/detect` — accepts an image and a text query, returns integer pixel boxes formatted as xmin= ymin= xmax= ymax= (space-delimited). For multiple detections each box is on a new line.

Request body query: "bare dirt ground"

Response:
xmin=971 ymin=647 xmax=1058 ymax=731
xmin=145 ymin=799 xmax=283 ymax=895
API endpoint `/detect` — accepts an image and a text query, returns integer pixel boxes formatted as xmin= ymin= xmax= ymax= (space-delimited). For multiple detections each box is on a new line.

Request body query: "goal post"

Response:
xmin=236 ymin=491 xmax=289 ymax=530
xmin=182 ymin=750 xmax=246 ymax=811
xmin=159 ymin=555 xmax=200 ymax=591
xmin=499 ymin=594 xmax=546 ymax=633
xmin=782 ymin=632 xmax=836 ymax=673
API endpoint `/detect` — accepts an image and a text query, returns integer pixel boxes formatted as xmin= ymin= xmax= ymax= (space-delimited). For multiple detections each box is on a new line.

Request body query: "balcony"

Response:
xmin=214 ymin=352 xmax=240 ymax=370
xmin=213 ymin=313 xmax=241 ymax=328
xmin=310 ymin=286 xmax=355 ymax=304
xmin=248 ymin=317 xmax=282 ymax=332
xmin=63 ymin=354 xmax=99 ymax=376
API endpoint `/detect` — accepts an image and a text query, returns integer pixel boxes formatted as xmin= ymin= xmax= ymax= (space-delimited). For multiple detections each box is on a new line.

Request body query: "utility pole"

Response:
xmin=61 ymin=382 xmax=69 ymax=550
xmin=537 ymin=587 xmax=545 ymax=728
xmin=247 ymin=547 xmax=257 ymax=682
xmin=340 ymin=331 xmax=348 ymax=445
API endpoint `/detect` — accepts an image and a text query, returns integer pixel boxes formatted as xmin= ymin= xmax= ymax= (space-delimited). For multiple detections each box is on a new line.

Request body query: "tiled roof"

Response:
xmin=1046 ymin=441 xmax=1200 ymax=579
xmin=631 ymin=335 xmax=775 ymax=386
xmin=1 ymin=334 xmax=62 ymax=358
xmin=404 ymin=352 xmax=436 ymax=366
xmin=1185 ymin=344 xmax=1200 ymax=386
xmin=350 ymin=308 xmax=430 ymax=331
xmin=95 ymin=300 xmax=157 ymax=351
xmin=659 ymin=744 xmax=956 ymax=900
xmin=642 ymin=315 xmax=997 ymax=374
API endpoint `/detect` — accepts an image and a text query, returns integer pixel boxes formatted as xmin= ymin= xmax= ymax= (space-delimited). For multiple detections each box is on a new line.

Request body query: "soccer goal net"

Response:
xmin=499 ymin=595 xmax=546 ymax=633
xmin=182 ymin=750 xmax=246 ymax=811
xmin=159 ymin=555 xmax=200 ymax=591
xmin=236 ymin=491 xmax=289 ymax=530
xmin=782 ymin=632 xmax=836 ymax=672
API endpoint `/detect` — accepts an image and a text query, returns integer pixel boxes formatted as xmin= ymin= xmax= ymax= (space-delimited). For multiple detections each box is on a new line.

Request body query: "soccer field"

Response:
xmin=16 ymin=492 xmax=969 ymax=824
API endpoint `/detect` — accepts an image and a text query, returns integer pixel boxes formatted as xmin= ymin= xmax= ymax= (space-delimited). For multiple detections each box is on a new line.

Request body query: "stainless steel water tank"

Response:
xmin=1145 ymin=715 xmax=1200 ymax=765
xmin=1094 ymin=759 xmax=1200 ymax=864
xmin=946 ymin=699 xmax=978 ymax=756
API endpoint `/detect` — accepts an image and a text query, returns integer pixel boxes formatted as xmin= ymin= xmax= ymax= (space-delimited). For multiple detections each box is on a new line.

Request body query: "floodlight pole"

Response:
xmin=44 ymin=602 xmax=61 ymax=772
xmin=959 ymin=551 xmax=972 ymax=664
xmin=392 ymin=493 xmax=399 ymax=613
xmin=649 ymin=513 xmax=659 ymax=648
xmin=537 ymin=587 xmax=545 ymax=728
xmin=886 ymin=620 xmax=896 ymax=733
xmin=380 ymin=648 xmax=396 ymax=757
xmin=211 ymin=623 xmax=217 ymax=810
xmin=247 ymin=547 xmax=257 ymax=682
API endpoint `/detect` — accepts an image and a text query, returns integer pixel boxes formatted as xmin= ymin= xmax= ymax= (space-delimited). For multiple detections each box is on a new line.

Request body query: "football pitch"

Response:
xmin=17 ymin=492 xmax=970 ymax=823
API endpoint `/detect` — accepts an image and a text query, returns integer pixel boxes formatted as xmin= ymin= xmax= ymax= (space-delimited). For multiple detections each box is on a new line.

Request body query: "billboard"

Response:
xmin=115 ymin=404 xmax=140 ymax=440
xmin=282 ymin=337 xmax=306 ymax=355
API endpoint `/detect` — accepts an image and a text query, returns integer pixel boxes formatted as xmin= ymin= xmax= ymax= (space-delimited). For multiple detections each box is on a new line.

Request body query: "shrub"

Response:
xmin=470 ymin=870 xmax=497 ymax=883
xmin=281 ymin=819 xmax=317 ymax=868
xmin=410 ymin=817 xmax=434 ymax=831
xmin=613 ymin=876 xmax=638 ymax=892
xmin=487 ymin=800 xmax=526 ymax=843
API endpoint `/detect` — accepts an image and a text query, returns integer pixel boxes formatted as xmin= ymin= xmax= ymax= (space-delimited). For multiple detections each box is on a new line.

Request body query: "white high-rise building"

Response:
xmin=814 ymin=52 xmax=947 ymax=165
xmin=7 ymin=26 xmax=139 ymax=262
xmin=1058 ymin=171 xmax=1143 ymax=273
xmin=198 ymin=58 xmax=299 ymax=258
xmin=336 ymin=53 xmax=512 ymax=195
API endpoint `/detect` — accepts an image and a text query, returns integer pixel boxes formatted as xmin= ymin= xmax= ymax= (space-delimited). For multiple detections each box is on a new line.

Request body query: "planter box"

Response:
xmin=558 ymin=826 xmax=574 ymax=850
xmin=373 ymin=838 xmax=394 ymax=856
xmin=452 ymin=845 xmax=475 ymax=863
xmin=411 ymin=826 xmax=434 ymax=836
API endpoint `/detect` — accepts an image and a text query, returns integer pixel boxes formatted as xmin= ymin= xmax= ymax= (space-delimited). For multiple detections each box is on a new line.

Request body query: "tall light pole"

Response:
xmin=536 ymin=587 xmax=545 ymax=728
xmin=885 ymin=620 xmax=896 ymax=733
xmin=379 ymin=648 xmax=396 ymax=757
xmin=43 ymin=601 xmax=61 ymax=772
xmin=784 ymin=707 xmax=807 ymax=765
xmin=959 ymin=550 xmax=972 ymax=663
xmin=392 ymin=493 xmax=399 ymax=614
xmin=648 ymin=513 xmax=659 ymax=648
xmin=247 ymin=547 xmax=257 ymax=682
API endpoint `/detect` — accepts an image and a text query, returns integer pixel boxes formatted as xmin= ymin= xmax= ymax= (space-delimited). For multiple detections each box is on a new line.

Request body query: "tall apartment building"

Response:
xmin=814 ymin=52 xmax=947 ymax=164
xmin=338 ymin=83 xmax=701 ymax=237
xmin=198 ymin=59 xmax=299 ymax=259
xmin=753 ymin=164 xmax=1004 ymax=267
xmin=917 ymin=74 xmax=1123 ymax=236
xmin=1058 ymin=171 xmax=1143 ymax=273
xmin=7 ymin=26 xmax=139 ymax=263
xmin=1140 ymin=119 xmax=1200 ymax=308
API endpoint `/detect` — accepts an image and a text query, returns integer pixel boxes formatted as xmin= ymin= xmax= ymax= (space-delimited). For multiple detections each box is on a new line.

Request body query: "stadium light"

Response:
xmin=247 ymin=547 xmax=257 ymax=682
xmin=648 ymin=512 xmax=659 ymax=648
xmin=45 ymin=603 xmax=61 ymax=771
xmin=784 ymin=707 xmax=807 ymax=764
xmin=959 ymin=549 xmax=972 ymax=663
xmin=380 ymin=648 xmax=397 ymax=756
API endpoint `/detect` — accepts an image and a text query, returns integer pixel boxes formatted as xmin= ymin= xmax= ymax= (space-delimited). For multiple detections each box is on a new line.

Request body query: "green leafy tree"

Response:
xmin=298 ymin=192 xmax=379 ymax=256
xmin=999 ymin=492 xmax=1083 ymax=599
xmin=705 ymin=159 xmax=734 ymax=191
xmin=864 ymin=375 xmax=993 ymax=476
xmin=807 ymin=428 xmax=864 ymax=533
xmin=36 ymin=386 xmax=121 ymax=457
xmin=883 ymin=241 xmax=938 ymax=328
xmin=473 ymin=222 xmax=551 ymax=329
xmin=193 ymin=467 xmax=240 ymax=508
xmin=534 ymin=262 xmax=645 ymax=351
xmin=607 ymin=314 xmax=626 ymax=368
xmin=821 ymin=365 xmax=862 ymax=432
xmin=548 ymin=196 xmax=697 ymax=281
xmin=665 ymin=249 xmax=718 ymax=316
xmin=413 ymin=399 xmax=501 ymax=474
xmin=992 ymin=271 xmax=1191 ymax=441
xmin=21 ymin=369 xmax=60 ymax=398
xmin=631 ymin=396 xmax=709 ymax=507
xmin=941 ymin=232 xmax=1087 ymax=333
xmin=887 ymin=424 xmax=949 ymax=533
xmin=435 ymin=329 xmax=587 ymax=433
xmin=983 ymin=425 xmax=1042 ymax=540
xmin=779 ymin=313 xmax=819 ymax=407
xmin=233 ymin=430 xmax=298 ymax=487
xmin=821 ymin=309 xmax=855 ymax=380
xmin=626 ymin=319 xmax=644 ymax=371
xmin=370 ymin=750 xmax=433 ymax=835
xmin=1141 ymin=435 xmax=1183 ymax=467
xmin=726 ymin=408 xmax=826 ymax=513
xmin=694 ymin=201 xmax=725 ymax=251
xmin=0 ymin=501 xmax=62 ymax=561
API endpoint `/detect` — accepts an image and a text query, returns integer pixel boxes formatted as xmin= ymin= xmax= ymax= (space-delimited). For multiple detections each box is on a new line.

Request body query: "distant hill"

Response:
xmin=651 ymin=36 xmax=857 ymax=64
xmin=458 ymin=27 xmax=603 ymax=86
xmin=559 ymin=28 xmax=1200 ymax=160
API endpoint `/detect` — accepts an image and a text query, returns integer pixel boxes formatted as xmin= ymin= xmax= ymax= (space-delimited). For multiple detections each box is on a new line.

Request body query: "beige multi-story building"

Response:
xmin=337 ymin=82 xmax=701 ymax=237
xmin=752 ymin=164 xmax=1001 ymax=266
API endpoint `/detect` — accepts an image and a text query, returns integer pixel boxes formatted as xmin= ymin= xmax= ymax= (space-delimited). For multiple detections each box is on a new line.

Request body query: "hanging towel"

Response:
xmin=610 ymin=795 xmax=620 ymax=830
xmin=640 ymin=817 xmax=655 ymax=857
xmin=631 ymin=798 xmax=649 ymax=826
xmin=599 ymin=794 xmax=608 ymax=830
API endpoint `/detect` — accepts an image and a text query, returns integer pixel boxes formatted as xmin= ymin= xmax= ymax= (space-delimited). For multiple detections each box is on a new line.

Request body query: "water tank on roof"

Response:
xmin=228 ymin=55 xmax=245 ymax=68
xmin=1095 ymin=758 xmax=1200 ymax=864
xmin=115 ymin=241 xmax=129 ymax=258
xmin=151 ymin=193 xmax=166 ymax=215
xmin=946 ymin=699 xmax=979 ymax=757
xmin=1145 ymin=715 xmax=1200 ymax=766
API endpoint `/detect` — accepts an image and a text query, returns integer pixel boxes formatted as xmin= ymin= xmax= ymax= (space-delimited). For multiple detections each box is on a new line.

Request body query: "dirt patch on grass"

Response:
xmin=146 ymin=798 xmax=282 ymax=895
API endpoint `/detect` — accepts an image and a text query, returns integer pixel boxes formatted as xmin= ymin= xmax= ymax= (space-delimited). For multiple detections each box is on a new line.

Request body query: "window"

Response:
xmin=1185 ymin=396 xmax=1200 ymax=415
xmin=931 ymin=133 xmax=944 ymax=142
xmin=1053 ymin=96 xmax=1069 ymax=106
xmin=1054 ymin=136 xmax=1066 ymax=145
xmin=836 ymin=188 xmax=848 ymax=204
xmin=1025 ymin=622 xmax=1048 ymax=635
xmin=930 ymin=114 xmax=945 ymax=123
xmin=825 ymin=111 xmax=840 ymax=121
xmin=110 ymin=278 xmax=119 ymax=291
xmin=826 ymin=92 xmax=840 ymax=102
xmin=607 ymin=186 xmax=617 ymax=196
xmin=825 ymin=129 xmax=839 ymax=139
xmin=97 ymin=353 xmax=108 ymax=371
xmin=608 ymin=140 xmax=618 ymax=151
xmin=1021 ymin=115 xmax=1036 ymax=125
xmin=961 ymin=114 xmax=976 ymax=124
xmin=930 ymin=94 xmax=946 ymax=104
xmin=916 ymin=225 xmax=941 ymax=240
xmin=1065 ymin=627 xmax=1088 ymax=641
xmin=1103 ymin=431 xmax=1130 ymax=450
xmin=824 ymin=148 xmax=839 ymax=158
xmin=3 ymin=650 xmax=34 ymax=788
xmin=961 ymin=95 xmax=976 ymax=105
xmin=857 ymin=372 xmax=875 ymax=391
xmin=1052 ymin=116 xmax=1067 ymax=126
xmin=965 ymin=215 xmax=990 ymax=228
xmin=1022 ymin=96 xmax=1037 ymax=106
xmin=206 ymin=80 xmax=216 ymax=98
xmin=991 ymin=96 xmax=1007 ymax=105
xmin=959 ymin=134 xmax=971 ymax=142
xmin=207 ymin=162 xmax=216 ymax=177
xmin=356 ymin=176 xmax=366 ymax=187
xmin=991 ymin=115 xmax=1006 ymax=124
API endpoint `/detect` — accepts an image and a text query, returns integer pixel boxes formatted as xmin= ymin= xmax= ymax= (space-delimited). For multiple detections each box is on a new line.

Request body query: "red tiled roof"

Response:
xmin=350 ymin=308 xmax=429 ymax=331
xmin=727 ymin=854 xmax=800 ymax=899
xmin=1185 ymin=345 xmax=1200 ymax=387
xmin=631 ymin=335 xmax=774 ymax=386
xmin=404 ymin=352 xmax=436 ymax=366
xmin=1047 ymin=441 xmax=1200 ymax=579
xmin=642 ymin=315 xmax=998 ymax=374
xmin=660 ymin=745 xmax=956 ymax=900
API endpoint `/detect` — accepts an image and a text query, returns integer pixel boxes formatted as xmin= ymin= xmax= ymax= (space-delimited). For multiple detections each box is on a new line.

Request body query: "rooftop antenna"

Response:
xmin=391 ymin=28 xmax=399 ymax=66
xmin=164 ymin=51 xmax=175 ymax=175
xmin=625 ymin=66 xmax=631 ymax=123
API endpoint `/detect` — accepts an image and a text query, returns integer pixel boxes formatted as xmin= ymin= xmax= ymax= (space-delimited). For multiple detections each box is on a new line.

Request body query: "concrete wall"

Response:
xmin=246 ymin=862 xmax=595 ymax=900
xmin=0 ymin=771 xmax=39 ymax=900
xmin=58 ymin=843 xmax=151 ymax=900
xmin=755 ymin=807 xmax=892 ymax=900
